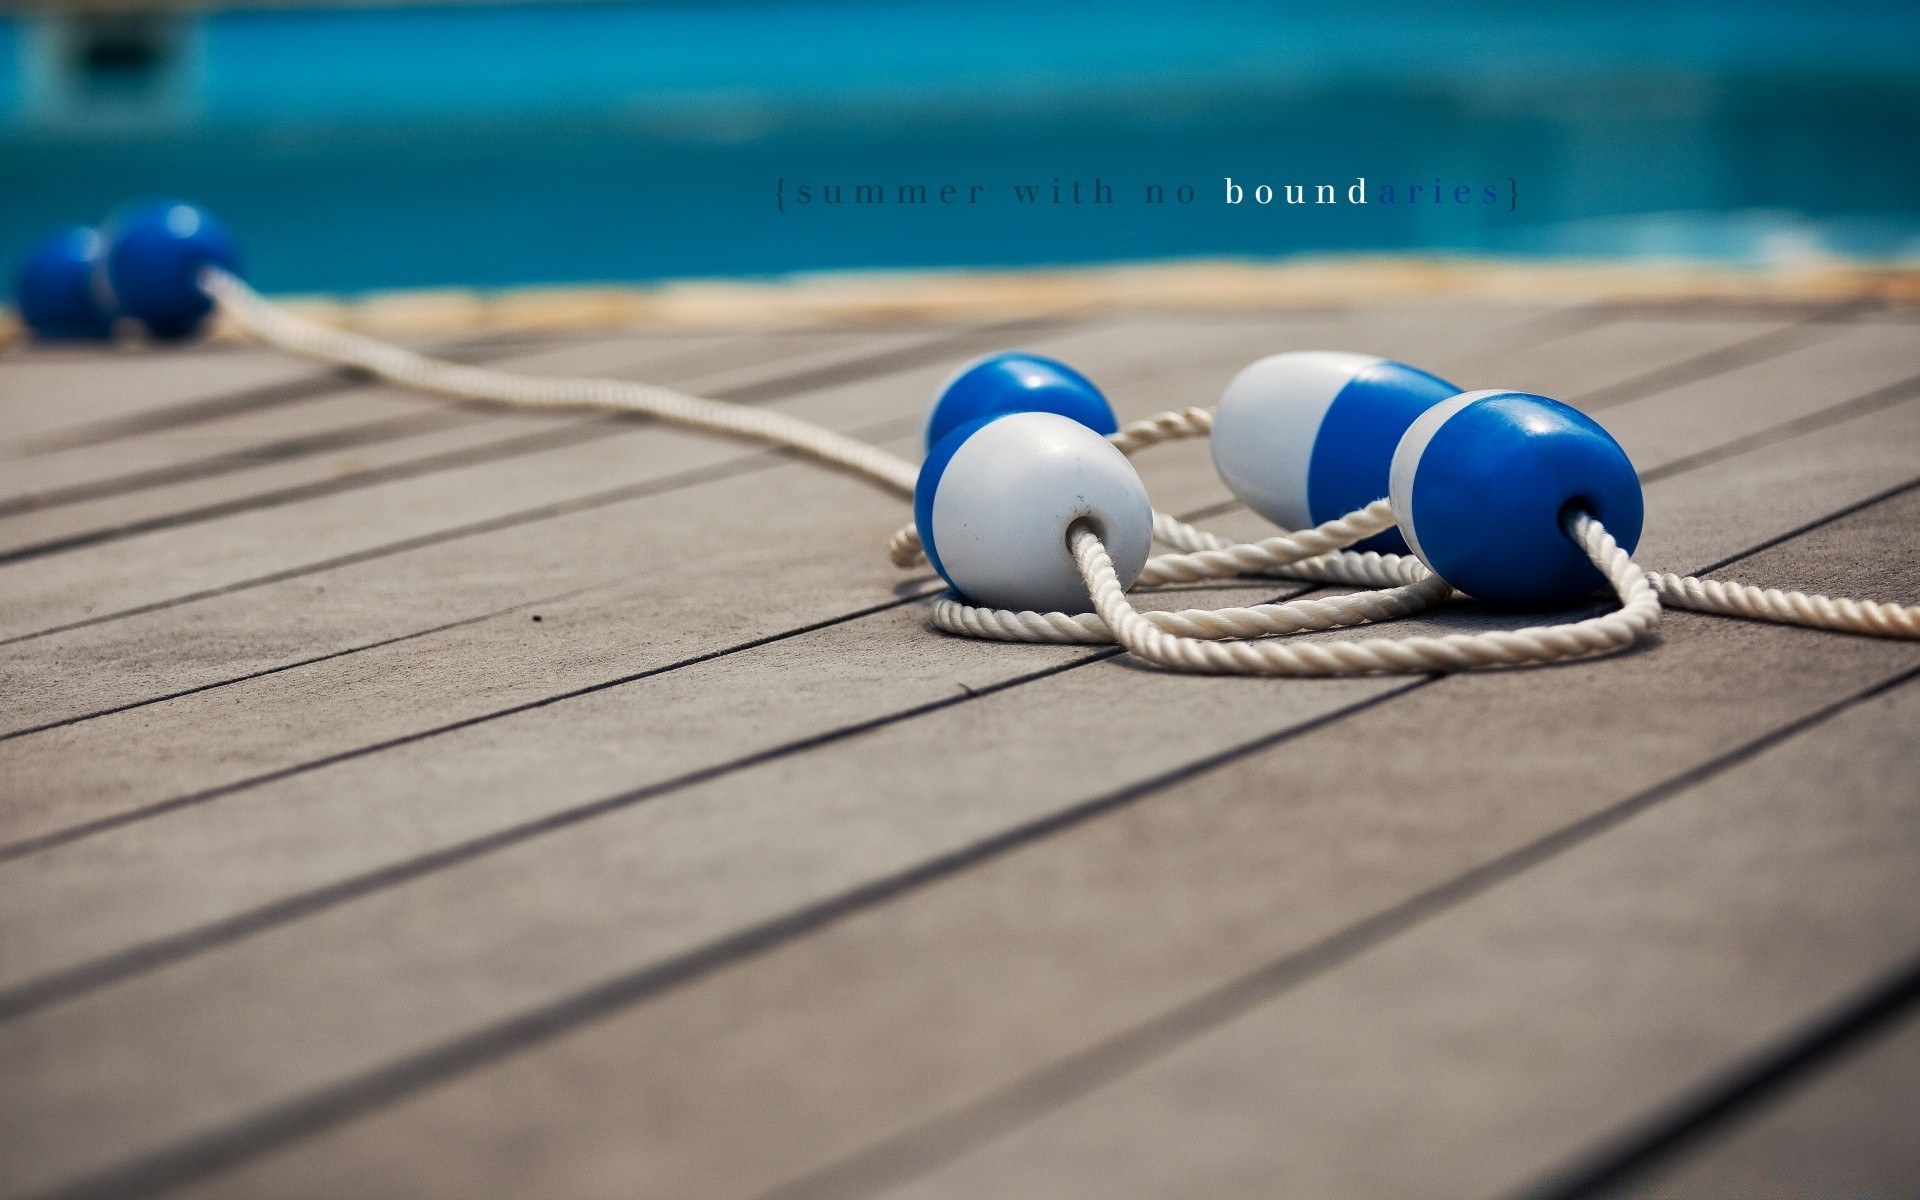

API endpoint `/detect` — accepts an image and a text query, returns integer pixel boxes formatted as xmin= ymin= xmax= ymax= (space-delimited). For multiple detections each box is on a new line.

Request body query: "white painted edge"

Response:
xmin=1388 ymin=389 xmax=1506 ymax=570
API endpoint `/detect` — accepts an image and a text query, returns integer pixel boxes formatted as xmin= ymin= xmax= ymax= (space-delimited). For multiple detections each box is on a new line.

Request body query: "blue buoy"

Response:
xmin=1389 ymin=390 xmax=1643 ymax=607
xmin=101 ymin=200 xmax=243 ymax=340
xmin=925 ymin=352 xmax=1118 ymax=452
xmin=916 ymin=410 xmax=1152 ymax=613
xmin=1211 ymin=351 xmax=1460 ymax=554
xmin=14 ymin=227 xmax=114 ymax=340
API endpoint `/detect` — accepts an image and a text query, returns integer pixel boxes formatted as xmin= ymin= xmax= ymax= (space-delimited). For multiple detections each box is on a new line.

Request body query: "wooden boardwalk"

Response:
xmin=1 ymin=299 xmax=1917 ymax=1199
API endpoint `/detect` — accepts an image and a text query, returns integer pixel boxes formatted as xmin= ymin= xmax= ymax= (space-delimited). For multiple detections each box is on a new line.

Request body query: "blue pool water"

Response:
xmin=4 ymin=0 xmax=1918 ymax=294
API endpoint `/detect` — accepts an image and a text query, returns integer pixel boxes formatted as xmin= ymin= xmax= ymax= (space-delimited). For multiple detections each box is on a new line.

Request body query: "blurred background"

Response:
xmin=3 ymin=0 xmax=1918 ymax=296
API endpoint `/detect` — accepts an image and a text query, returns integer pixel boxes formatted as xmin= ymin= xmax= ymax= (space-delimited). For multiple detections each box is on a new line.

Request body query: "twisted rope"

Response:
xmin=930 ymin=497 xmax=1456 ymax=658
xmin=1072 ymin=511 xmax=1659 ymax=675
xmin=203 ymin=268 xmax=921 ymax=496
xmin=1647 ymin=571 xmax=1920 ymax=638
xmin=206 ymin=273 xmax=1918 ymax=654
xmin=932 ymin=565 xmax=1451 ymax=644
xmin=888 ymin=523 xmax=927 ymax=568
xmin=1106 ymin=406 xmax=1215 ymax=454
xmin=1270 ymin=549 xmax=1435 ymax=589
xmin=1136 ymin=498 xmax=1397 ymax=586
xmin=1152 ymin=509 xmax=1228 ymax=553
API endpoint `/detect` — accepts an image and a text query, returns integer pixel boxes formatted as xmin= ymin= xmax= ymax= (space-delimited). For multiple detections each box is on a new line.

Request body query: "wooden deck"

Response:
xmin=1 ymin=298 xmax=1917 ymax=1199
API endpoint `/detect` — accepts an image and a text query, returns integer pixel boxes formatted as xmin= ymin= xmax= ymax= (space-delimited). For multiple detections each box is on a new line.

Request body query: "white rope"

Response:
xmin=932 ymin=557 xmax=1450 ymax=644
xmin=1647 ymin=571 xmax=1920 ymax=638
xmin=206 ymin=273 xmax=1918 ymax=654
xmin=1135 ymin=498 xmax=1398 ymax=586
xmin=1107 ymin=406 xmax=1214 ymax=454
xmin=1152 ymin=509 xmax=1229 ymax=553
xmin=929 ymin=495 xmax=1458 ymax=659
xmin=888 ymin=523 xmax=928 ymax=568
xmin=1264 ymin=548 xmax=1434 ymax=590
xmin=202 ymin=267 xmax=921 ymax=496
xmin=1069 ymin=510 xmax=1659 ymax=675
